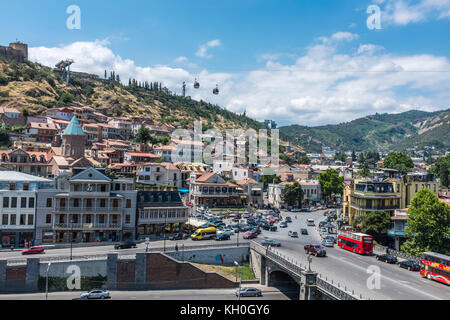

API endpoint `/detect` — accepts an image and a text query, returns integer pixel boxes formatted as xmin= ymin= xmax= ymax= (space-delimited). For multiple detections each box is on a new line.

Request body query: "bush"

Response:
xmin=0 ymin=91 xmax=9 ymax=97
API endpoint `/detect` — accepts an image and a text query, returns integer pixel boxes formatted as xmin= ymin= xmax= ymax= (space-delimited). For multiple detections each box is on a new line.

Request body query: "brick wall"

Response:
xmin=145 ymin=253 xmax=236 ymax=289
xmin=117 ymin=260 xmax=136 ymax=289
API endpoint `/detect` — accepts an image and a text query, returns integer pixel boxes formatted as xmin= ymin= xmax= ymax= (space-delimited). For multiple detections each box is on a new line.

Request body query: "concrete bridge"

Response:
xmin=249 ymin=241 xmax=361 ymax=300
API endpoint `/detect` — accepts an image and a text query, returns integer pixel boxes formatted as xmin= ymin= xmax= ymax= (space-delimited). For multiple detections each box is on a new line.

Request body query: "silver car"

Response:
xmin=236 ymin=287 xmax=262 ymax=297
xmin=322 ymin=239 xmax=334 ymax=247
xmin=80 ymin=289 xmax=110 ymax=299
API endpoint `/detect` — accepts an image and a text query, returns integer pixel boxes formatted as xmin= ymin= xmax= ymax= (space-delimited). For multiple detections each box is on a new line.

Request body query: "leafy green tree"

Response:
xmin=21 ymin=107 xmax=29 ymax=117
xmin=318 ymin=169 xmax=344 ymax=204
xmin=382 ymin=151 xmax=414 ymax=174
xmin=297 ymin=155 xmax=310 ymax=165
xmin=281 ymin=182 xmax=304 ymax=207
xmin=359 ymin=211 xmax=391 ymax=244
xmin=356 ymin=167 xmax=371 ymax=178
xmin=260 ymin=174 xmax=281 ymax=188
xmin=335 ymin=152 xmax=347 ymax=162
xmin=401 ymin=189 xmax=450 ymax=256
xmin=351 ymin=150 xmax=357 ymax=162
xmin=0 ymin=127 xmax=10 ymax=146
xmin=134 ymin=126 xmax=152 ymax=144
xmin=429 ymin=154 xmax=450 ymax=188
xmin=279 ymin=153 xmax=294 ymax=166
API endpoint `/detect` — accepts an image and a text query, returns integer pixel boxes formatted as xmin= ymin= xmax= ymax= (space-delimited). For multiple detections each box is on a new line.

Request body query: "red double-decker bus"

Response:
xmin=337 ymin=230 xmax=373 ymax=255
xmin=420 ymin=252 xmax=450 ymax=285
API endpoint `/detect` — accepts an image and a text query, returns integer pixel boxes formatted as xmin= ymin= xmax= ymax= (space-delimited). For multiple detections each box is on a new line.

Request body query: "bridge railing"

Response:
xmin=250 ymin=241 xmax=362 ymax=300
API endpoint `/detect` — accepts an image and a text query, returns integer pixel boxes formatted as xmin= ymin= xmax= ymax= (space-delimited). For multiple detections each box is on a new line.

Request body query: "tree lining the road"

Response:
xmin=281 ymin=181 xmax=304 ymax=207
xmin=401 ymin=189 xmax=450 ymax=256
xmin=352 ymin=210 xmax=391 ymax=245
xmin=318 ymin=169 xmax=344 ymax=204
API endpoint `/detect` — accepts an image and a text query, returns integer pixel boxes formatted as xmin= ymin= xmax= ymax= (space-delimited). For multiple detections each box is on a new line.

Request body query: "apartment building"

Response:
xmin=0 ymin=171 xmax=54 ymax=248
xmin=136 ymin=163 xmax=181 ymax=188
xmin=188 ymin=172 xmax=239 ymax=207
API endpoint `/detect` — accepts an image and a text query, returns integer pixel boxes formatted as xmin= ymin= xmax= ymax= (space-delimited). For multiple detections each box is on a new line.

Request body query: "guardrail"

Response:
xmin=249 ymin=241 xmax=362 ymax=300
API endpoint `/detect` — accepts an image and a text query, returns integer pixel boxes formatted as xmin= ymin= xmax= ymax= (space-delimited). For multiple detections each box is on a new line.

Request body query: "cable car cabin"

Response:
xmin=213 ymin=85 xmax=219 ymax=95
xmin=194 ymin=79 xmax=200 ymax=89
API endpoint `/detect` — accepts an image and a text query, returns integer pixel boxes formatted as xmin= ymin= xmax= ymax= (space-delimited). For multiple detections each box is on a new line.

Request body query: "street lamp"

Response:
xmin=234 ymin=261 xmax=242 ymax=301
xmin=163 ymin=212 xmax=167 ymax=252
xmin=45 ymin=262 xmax=51 ymax=300
xmin=70 ymin=218 xmax=74 ymax=261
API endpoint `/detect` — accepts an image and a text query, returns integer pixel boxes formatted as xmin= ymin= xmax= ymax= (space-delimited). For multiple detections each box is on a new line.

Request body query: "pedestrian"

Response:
xmin=175 ymin=243 xmax=179 ymax=252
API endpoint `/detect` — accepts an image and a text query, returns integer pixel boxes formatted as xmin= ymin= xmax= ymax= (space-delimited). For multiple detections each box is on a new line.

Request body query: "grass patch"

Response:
xmin=192 ymin=263 xmax=256 ymax=281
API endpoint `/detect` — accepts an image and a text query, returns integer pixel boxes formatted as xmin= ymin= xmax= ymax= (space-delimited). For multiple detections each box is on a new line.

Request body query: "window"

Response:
xmin=99 ymin=215 xmax=105 ymax=224
xmin=125 ymin=215 xmax=131 ymax=224
xmin=46 ymin=214 xmax=51 ymax=224
xmin=2 ymin=214 xmax=8 ymax=225
xmin=11 ymin=197 xmax=17 ymax=208
xmin=3 ymin=197 xmax=9 ymax=208
xmin=23 ymin=183 xmax=29 ymax=191
xmin=20 ymin=214 xmax=26 ymax=225
xmin=415 ymin=184 xmax=418 ymax=192
xmin=113 ymin=199 xmax=119 ymax=208
xmin=126 ymin=199 xmax=131 ymax=208
xmin=86 ymin=215 xmax=92 ymax=223
xmin=100 ymin=199 xmax=106 ymax=208
xmin=10 ymin=215 xmax=16 ymax=225
xmin=73 ymin=199 xmax=80 ymax=208
xmin=46 ymin=198 xmax=52 ymax=208
xmin=28 ymin=215 xmax=33 ymax=225
xmin=21 ymin=197 xmax=27 ymax=208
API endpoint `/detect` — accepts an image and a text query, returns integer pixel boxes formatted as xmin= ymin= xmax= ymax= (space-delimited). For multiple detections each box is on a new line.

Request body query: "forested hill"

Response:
xmin=280 ymin=109 xmax=450 ymax=153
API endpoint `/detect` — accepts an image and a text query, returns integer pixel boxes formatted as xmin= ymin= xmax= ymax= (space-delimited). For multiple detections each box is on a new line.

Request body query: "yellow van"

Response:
xmin=190 ymin=227 xmax=217 ymax=240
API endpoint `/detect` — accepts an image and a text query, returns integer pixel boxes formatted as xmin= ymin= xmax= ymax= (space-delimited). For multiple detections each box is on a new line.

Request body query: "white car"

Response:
xmin=322 ymin=239 xmax=334 ymax=247
xmin=217 ymin=229 xmax=234 ymax=237
xmin=80 ymin=289 xmax=110 ymax=299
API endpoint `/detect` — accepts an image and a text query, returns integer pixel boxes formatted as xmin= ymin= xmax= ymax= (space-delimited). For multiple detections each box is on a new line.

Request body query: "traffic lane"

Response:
xmin=258 ymin=221 xmax=450 ymax=300
xmin=0 ymin=287 xmax=288 ymax=300
xmin=0 ymin=236 xmax=251 ymax=261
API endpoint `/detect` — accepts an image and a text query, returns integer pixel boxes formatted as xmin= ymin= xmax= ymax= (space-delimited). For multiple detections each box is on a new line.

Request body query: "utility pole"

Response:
xmin=163 ymin=212 xmax=167 ymax=252
xmin=70 ymin=218 xmax=74 ymax=261
xmin=234 ymin=261 xmax=242 ymax=301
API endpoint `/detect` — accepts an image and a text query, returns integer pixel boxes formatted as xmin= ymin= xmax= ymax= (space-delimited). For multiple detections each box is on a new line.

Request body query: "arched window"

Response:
xmin=40 ymin=155 xmax=45 ymax=163
xmin=1 ymin=154 xmax=6 ymax=162
xmin=31 ymin=155 xmax=36 ymax=163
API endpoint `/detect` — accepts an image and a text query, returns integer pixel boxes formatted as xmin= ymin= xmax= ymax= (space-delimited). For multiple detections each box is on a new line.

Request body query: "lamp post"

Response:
xmin=70 ymin=218 xmax=74 ymax=261
xmin=163 ymin=212 xmax=167 ymax=252
xmin=45 ymin=262 xmax=51 ymax=300
xmin=234 ymin=261 xmax=242 ymax=301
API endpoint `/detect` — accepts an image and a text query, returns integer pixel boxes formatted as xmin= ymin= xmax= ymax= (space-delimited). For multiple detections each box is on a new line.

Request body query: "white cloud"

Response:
xmin=29 ymin=34 xmax=450 ymax=127
xmin=175 ymin=56 xmax=188 ymax=63
xmin=377 ymin=0 xmax=450 ymax=26
xmin=195 ymin=39 xmax=221 ymax=58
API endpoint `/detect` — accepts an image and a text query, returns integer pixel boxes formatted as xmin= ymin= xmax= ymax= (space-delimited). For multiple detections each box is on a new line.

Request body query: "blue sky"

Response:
xmin=1 ymin=0 xmax=450 ymax=126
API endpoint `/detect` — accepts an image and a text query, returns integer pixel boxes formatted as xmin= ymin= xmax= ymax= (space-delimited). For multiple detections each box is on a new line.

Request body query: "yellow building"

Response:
xmin=343 ymin=172 xmax=439 ymax=225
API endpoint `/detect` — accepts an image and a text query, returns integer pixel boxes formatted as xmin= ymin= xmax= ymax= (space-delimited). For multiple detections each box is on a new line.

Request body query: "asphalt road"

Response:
xmin=253 ymin=209 xmax=450 ymax=300
xmin=0 ymin=286 xmax=288 ymax=300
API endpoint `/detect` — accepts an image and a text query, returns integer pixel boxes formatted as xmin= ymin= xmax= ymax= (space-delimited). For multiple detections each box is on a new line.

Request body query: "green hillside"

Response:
xmin=280 ymin=109 xmax=450 ymax=153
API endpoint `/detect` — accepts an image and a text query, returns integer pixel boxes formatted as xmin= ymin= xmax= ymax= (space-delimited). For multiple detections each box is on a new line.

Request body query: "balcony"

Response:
xmin=53 ymin=223 xmax=121 ymax=230
xmin=350 ymin=203 xmax=399 ymax=211
xmin=54 ymin=206 xmax=122 ymax=213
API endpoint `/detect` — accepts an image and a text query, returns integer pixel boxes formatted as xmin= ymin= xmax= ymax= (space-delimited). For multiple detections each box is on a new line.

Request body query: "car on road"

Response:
xmin=243 ymin=231 xmax=258 ymax=239
xmin=236 ymin=287 xmax=262 ymax=297
xmin=376 ymin=254 xmax=398 ymax=264
xmin=300 ymin=228 xmax=308 ymax=235
xmin=216 ymin=233 xmax=231 ymax=241
xmin=114 ymin=241 xmax=137 ymax=249
xmin=21 ymin=246 xmax=45 ymax=255
xmin=398 ymin=260 xmax=420 ymax=271
xmin=261 ymin=239 xmax=281 ymax=247
xmin=321 ymin=238 xmax=334 ymax=247
xmin=304 ymin=244 xmax=327 ymax=257
xmin=289 ymin=231 xmax=298 ymax=238
xmin=261 ymin=224 xmax=277 ymax=232
xmin=279 ymin=222 xmax=288 ymax=228
xmin=80 ymin=289 xmax=110 ymax=299
xmin=306 ymin=219 xmax=315 ymax=226
xmin=285 ymin=216 xmax=292 ymax=223
xmin=169 ymin=233 xmax=186 ymax=241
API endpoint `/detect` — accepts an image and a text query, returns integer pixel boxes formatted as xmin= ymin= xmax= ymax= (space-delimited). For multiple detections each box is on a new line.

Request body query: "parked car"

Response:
xmin=236 ymin=287 xmax=262 ymax=297
xmin=243 ymin=231 xmax=258 ymax=239
xmin=304 ymin=244 xmax=327 ymax=257
xmin=376 ymin=254 xmax=398 ymax=264
xmin=169 ymin=233 xmax=186 ymax=241
xmin=279 ymin=222 xmax=288 ymax=228
xmin=285 ymin=216 xmax=292 ymax=223
xmin=398 ymin=260 xmax=420 ymax=271
xmin=300 ymin=228 xmax=308 ymax=235
xmin=216 ymin=233 xmax=231 ymax=241
xmin=21 ymin=246 xmax=45 ymax=255
xmin=261 ymin=239 xmax=281 ymax=247
xmin=114 ymin=241 xmax=137 ymax=249
xmin=80 ymin=289 xmax=110 ymax=299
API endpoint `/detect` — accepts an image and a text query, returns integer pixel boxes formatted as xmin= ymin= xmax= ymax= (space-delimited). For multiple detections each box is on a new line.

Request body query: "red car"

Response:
xmin=243 ymin=231 xmax=258 ymax=239
xmin=22 ymin=246 xmax=45 ymax=255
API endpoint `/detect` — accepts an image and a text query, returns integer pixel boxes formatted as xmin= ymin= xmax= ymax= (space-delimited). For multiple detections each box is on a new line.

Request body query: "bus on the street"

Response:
xmin=337 ymin=230 xmax=373 ymax=255
xmin=420 ymin=252 xmax=450 ymax=285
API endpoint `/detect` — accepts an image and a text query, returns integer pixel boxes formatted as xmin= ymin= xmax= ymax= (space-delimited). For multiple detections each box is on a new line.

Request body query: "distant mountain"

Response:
xmin=280 ymin=109 xmax=450 ymax=153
